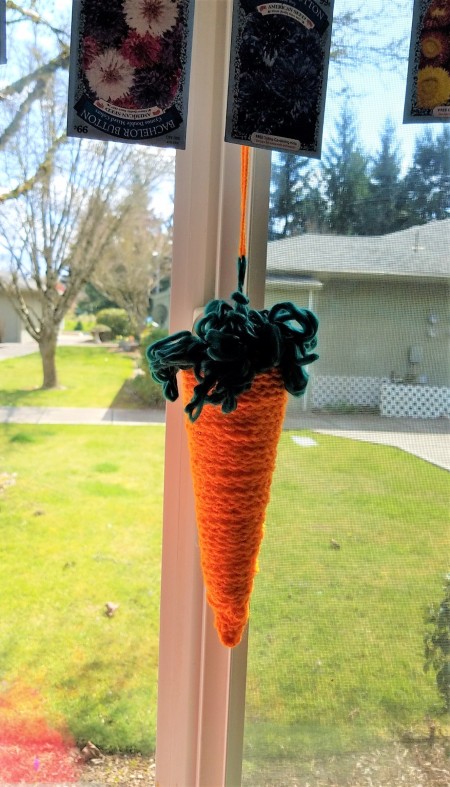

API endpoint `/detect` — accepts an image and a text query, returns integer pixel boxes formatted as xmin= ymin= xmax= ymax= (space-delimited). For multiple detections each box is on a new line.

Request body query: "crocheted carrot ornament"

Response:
xmin=147 ymin=148 xmax=318 ymax=647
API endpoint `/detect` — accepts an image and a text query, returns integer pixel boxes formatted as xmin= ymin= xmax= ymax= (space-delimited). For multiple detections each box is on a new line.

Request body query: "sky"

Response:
xmin=324 ymin=0 xmax=426 ymax=169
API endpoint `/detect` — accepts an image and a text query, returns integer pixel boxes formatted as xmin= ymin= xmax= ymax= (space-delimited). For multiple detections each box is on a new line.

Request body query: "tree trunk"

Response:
xmin=39 ymin=331 xmax=59 ymax=389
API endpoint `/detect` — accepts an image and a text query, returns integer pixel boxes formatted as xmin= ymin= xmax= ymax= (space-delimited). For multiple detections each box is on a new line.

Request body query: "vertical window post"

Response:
xmin=156 ymin=2 xmax=242 ymax=785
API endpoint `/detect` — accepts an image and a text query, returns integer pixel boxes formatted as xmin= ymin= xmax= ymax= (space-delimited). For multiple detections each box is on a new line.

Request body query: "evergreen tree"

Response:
xmin=368 ymin=119 xmax=408 ymax=234
xmin=322 ymin=106 xmax=371 ymax=235
xmin=268 ymin=154 xmax=327 ymax=238
xmin=76 ymin=283 xmax=118 ymax=315
xmin=403 ymin=127 xmax=450 ymax=224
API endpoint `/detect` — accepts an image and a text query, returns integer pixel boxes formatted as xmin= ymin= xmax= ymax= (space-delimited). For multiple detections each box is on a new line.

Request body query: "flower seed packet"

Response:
xmin=225 ymin=0 xmax=334 ymax=156
xmin=404 ymin=0 xmax=450 ymax=122
xmin=67 ymin=0 xmax=195 ymax=147
xmin=0 ymin=0 xmax=6 ymax=65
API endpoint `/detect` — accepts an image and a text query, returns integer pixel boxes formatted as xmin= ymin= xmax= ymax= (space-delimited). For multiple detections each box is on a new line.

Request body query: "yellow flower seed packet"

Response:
xmin=404 ymin=0 xmax=450 ymax=122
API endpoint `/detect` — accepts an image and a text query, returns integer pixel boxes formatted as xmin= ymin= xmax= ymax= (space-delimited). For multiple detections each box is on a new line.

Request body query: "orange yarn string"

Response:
xmin=239 ymin=146 xmax=250 ymax=259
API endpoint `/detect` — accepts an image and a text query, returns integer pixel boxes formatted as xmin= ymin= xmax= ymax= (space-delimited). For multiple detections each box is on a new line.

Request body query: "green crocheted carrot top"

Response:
xmin=147 ymin=257 xmax=319 ymax=421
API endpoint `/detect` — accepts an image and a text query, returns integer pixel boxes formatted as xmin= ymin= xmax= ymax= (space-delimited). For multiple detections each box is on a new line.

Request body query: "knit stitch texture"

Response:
xmin=181 ymin=366 xmax=288 ymax=647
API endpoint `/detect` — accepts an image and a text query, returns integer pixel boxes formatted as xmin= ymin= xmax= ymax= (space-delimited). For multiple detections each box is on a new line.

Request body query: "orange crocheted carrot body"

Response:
xmin=181 ymin=367 xmax=288 ymax=647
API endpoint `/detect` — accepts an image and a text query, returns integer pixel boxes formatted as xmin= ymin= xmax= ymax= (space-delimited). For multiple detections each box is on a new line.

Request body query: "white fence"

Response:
xmin=311 ymin=375 xmax=450 ymax=419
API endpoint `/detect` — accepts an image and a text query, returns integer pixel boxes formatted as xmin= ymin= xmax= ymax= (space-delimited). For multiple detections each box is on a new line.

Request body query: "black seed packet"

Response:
xmin=404 ymin=0 xmax=450 ymax=123
xmin=0 ymin=0 xmax=6 ymax=65
xmin=225 ymin=0 xmax=334 ymax=156
xmin=67 ymin=0 xmax=195 ymax=148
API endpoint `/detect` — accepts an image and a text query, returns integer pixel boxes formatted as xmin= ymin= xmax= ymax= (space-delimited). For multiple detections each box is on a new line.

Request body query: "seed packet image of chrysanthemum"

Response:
xmin=225 ymin=0 xmax=335 ymax=156
xmin=404 ymin=0 xmax=450 ymax=123
xmin=67 ymin=0 xmax=195 ymax=148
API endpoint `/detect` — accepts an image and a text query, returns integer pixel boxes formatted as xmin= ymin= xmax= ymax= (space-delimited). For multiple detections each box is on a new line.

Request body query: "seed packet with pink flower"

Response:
xmin=67 ymin=0 xmax=195 ymax=147
xmin=404 ymin=0 xmax=450 ymax=122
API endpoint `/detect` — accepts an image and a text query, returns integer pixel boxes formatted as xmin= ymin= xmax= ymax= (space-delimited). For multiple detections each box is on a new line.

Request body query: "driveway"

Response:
xmin=0 ymin=341 xmax=38 ymax=360
xmin=285 ymin=410 xmax=450 ymax=472
xmin=0 ymin=332 xmax=93 ymax=361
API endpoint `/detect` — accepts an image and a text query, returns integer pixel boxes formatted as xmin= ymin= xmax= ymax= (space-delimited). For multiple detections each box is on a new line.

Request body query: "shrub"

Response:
xmin=95 ymin=308 xmax=131 ymax=338
xmin=128 ymin=327 xmax=169 ymax=408
xmin=424 ymin=574 xmax=450 ymax=712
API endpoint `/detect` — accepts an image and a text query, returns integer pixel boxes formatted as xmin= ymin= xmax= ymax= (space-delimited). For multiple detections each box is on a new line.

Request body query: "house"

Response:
xmin=266 ymin=220 xmax=450 ymax=418
xmin=0 ymin=279 xmax=64 ymax=343
xmin=0 ymin=289 xmax=39 ymax=343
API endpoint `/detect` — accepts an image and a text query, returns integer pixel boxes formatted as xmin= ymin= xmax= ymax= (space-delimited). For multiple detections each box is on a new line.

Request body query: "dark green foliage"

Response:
xmin=269 ymin=111 xmax=449 ymax=239
xmin=424 ymin=575 xmax=450 ymax=712
xmin=403 ymin=127 xmax=450 ymax=225
xmin=128 ymin=327 xmax=169 ymax=408
xmin=368 ymin=119 xmax=412 ymax=234
xmin=269 ymin=153 xmax=327 ymax=238
xmin=95 ymin=308 xmax=131 ymax=338
xmin=322 ymin=106 xmax=371 ymax=235
xmin=76 ymin=283 xmax=118 ymax=315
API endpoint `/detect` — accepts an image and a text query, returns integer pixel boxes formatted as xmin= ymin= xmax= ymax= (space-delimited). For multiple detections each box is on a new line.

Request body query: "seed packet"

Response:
xmin=225 ymin=0 xmax=334 ymax=156
xmin=404 ymin=0 xmax=450 ymax=122
xmin=67 ymin=0 xmax=195 ymax=147
xmin=0 ymin=0 xmax=6 ymax=65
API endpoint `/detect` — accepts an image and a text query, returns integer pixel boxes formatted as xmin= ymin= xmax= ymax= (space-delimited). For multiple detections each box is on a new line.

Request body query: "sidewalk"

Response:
xmin=0 ymin=405 xmax=448 ymax=471
xmin=0 ymin=405 xmax=165 ymax=426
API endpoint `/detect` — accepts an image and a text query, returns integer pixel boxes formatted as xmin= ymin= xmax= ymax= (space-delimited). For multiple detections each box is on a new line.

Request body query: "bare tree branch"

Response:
xmin=0 ymin=78 xmax=48 ymax=150
xmin=0 ymin=48 xmax=69 ymax=100
xmin=6 ymin=1 xmax=68 ymax=40
xmin=0 ymin=133 xmax=66 ymax=202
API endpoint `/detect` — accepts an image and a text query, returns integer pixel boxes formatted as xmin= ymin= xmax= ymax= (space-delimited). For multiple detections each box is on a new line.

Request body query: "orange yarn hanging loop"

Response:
xmin=239 ymin=145 xmax=250 ymax=260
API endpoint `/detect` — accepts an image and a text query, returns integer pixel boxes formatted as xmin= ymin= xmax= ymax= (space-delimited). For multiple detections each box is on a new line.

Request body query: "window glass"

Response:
xmin=242 ymin=1 xmax=450 ymax=784
xmin=0 ymin=3 xmax=173 ymax=777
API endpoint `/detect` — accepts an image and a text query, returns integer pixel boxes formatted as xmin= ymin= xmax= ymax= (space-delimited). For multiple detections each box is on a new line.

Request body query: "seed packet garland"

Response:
xmin=404 ymin=0 xmax=450 ymax=122
xmin=67 ymin=0 xmax=195 ymax=148
xmin=225 ymin=0 xmax=334 ymax=156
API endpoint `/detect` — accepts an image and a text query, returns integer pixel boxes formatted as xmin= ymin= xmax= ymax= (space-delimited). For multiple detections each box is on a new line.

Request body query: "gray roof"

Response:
xmin=267 ymin=220 xmax=450 ymax=281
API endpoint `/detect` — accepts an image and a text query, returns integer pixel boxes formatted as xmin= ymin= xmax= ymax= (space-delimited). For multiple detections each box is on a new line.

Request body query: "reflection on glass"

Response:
xmin=242 ymin=1 xmax=449 ymax=784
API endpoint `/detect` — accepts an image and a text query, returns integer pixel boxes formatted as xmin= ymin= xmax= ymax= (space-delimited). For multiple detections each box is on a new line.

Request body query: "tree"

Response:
xmin=90 ymin=179 xmax=173 ymax=338
xmin=368 ymin=119 xmax=408 ymax=235
xmin=269 ymin=153 xmax=327 ymax=239
xmin=322 ymin=106 xmax=371 ymax=235
xmin=0 ymin=64 xmax=172 ymax=387
xmin=75 ymin=283 xmax=119 ymax=316
xmin=1 ymin=2 xmax=70 ymax=179
xmin=403 ymin=127 xmax=450 ymax=224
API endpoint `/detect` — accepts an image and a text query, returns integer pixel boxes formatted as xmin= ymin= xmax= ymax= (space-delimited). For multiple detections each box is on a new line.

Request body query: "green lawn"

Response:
xmin=1 ymin=411 xmax=448 ymax=763
xmin=0 ymin=423 xmax=164 ymax=753
xmin=0 ymin=345 xmax=143 ymax=408
xmin=244 ymin=431 xmax=450 ymax=772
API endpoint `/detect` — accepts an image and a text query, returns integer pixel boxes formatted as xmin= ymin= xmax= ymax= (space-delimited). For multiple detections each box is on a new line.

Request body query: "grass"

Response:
xmin=0 ymin=345 xmax=142 ymax=408
xmin=0 ymin=423 xmax=164 ymax=753
xmin=1 ymin=352 xmax=448 ymax=764
xmin=243 ymin=431 xmax=450 ymax=772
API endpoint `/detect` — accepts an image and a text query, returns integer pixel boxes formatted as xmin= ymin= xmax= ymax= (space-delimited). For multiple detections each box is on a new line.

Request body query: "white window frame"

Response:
xmin=155 ymin=2 xmax=271 ymax=784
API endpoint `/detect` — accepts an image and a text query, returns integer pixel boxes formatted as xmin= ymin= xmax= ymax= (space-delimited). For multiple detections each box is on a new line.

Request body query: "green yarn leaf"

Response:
xmin=147 ymin=256 xmax=319 ymax=421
